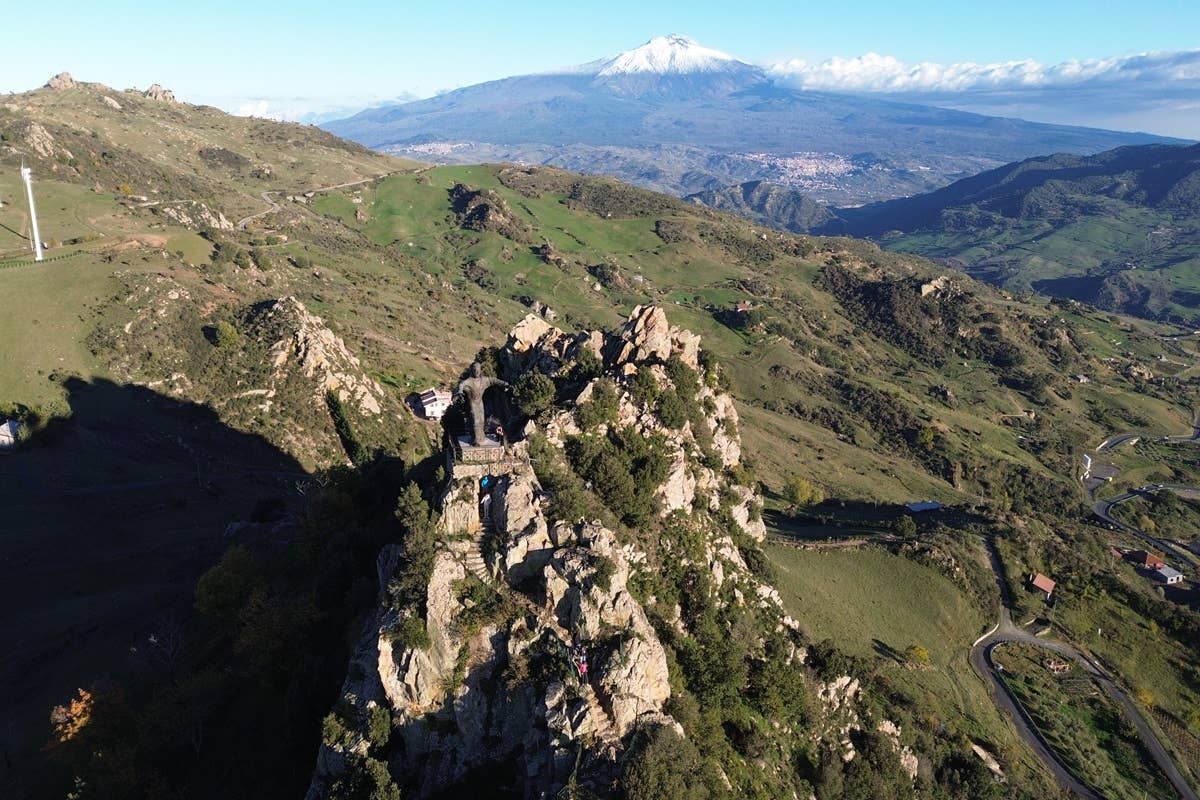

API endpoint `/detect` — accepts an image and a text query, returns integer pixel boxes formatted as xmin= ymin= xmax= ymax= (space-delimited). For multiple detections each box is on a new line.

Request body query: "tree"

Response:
xmin=213 ymin=320 xmax=239 ymax=348
xmin=783 ymin=475 xmax=825 ymax=513
xmin=895 ymin=515 xmax=918 ymax=538
xmin=905 ymin=644 xmax=931 ymax=666
xmin=631 ymin=365 xmax=661 ymax=406
xmin=657 ymin=390 xmax=687 ymax=430
xmin=514 ymin=371 xmax=555 ymax=417
xmin=577 ymin=378 xmax=619 ymax=429
xmin=622 ymin=725 xmax=711 ymax=800
xmin=195 ymin=545 xmax=259 ymax=624
xmin=392 ymin=483 xmax=437 ymax=608
xmin=571 ymin=347 xmax=603 ymax=382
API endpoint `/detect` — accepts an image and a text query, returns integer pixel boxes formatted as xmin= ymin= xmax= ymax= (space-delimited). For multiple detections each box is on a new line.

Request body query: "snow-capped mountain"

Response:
xmin=324 ymin=35 xmax=1183 ymax=204
xmin=594 ymin=34 xmax=747 ymax=75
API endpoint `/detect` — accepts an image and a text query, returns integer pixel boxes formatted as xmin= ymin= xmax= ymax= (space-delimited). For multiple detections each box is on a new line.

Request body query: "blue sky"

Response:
xmin=4 ymin=0 xmax=1199 ymax=135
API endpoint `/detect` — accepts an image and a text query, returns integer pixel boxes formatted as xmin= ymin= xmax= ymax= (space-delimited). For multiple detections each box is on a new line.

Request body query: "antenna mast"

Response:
xmin=20 ymin=164 xmax=44 ymax=262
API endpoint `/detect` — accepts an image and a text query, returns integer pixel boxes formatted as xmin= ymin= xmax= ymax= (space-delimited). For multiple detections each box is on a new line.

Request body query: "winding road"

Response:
xmin=967 ymin=423 xmax=1200 ymax=799
xmin=971 ymin=536 xmax=1198 ymax=799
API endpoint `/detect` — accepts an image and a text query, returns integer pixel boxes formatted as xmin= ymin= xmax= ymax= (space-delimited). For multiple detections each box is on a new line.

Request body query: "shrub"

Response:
xmin=657 ymin=390 xmax=688 ymax=430
xmin=577 ymin=378 xmax=619 ymax=429
xmin=326 ymin=391 xmax=367 ymax=465
xmin=622 ymin=725 xmax=711 ymax=800
xmin=592 ymin=555 xmax=616 ymax=593
xmin=395 ymin=615 xmax=430 ymax=651
xmin=212 ymin=320 xmax=238 ymax=348
xmin=514 ymin=370 xmax=555 ymax=417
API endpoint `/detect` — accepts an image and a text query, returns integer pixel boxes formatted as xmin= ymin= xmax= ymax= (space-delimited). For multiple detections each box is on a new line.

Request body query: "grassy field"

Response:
xmin=994 ymin=642 xmax=1174 ymax=800
xmin=766 ymin=543 xmax=1054 ymax=789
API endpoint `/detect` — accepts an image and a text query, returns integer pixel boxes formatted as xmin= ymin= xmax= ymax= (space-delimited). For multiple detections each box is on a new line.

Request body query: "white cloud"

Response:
xmin=769 ymin=49 xmax=1200 ymax=94
xmin=218 ymin=93 xmax=426 ymax=124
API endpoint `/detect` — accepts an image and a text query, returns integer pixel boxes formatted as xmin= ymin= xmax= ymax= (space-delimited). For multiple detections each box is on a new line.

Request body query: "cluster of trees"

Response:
xmin=566 ymin=426 xmax=670 ymax=526
xmin=819 ymin=263 xmax=1029 ymax=373
xmin=43 ymin=460 xmax=415 ymax=799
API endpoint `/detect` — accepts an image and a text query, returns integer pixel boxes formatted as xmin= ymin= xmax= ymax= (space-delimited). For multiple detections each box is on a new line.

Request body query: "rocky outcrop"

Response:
xmin=143 ymin=83 xmax=178 ymax=103
xmin=259 ymin=297 xmax=386 ymax=415
xmin=309 ymin=307 xmax=803 ymax=799
xmin=158 ymin=201 xmax=233 ymax=231
xmin=604 ymin=304 xmax=701 ymax=369
xmin=45 ymin=72 xmax=76 ymax=90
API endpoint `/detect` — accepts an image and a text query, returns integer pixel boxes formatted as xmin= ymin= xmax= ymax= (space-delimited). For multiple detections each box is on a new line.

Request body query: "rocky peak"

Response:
xmin=308 ymin=307 xmax=782 ymax=798
xmin=44 ymin=72 xmax=77 ymax=90
xmin=143 ymin=83 xmax=178 ymax=103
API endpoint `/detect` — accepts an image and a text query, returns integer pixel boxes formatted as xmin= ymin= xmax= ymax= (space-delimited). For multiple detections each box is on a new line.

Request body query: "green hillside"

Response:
xmin=2 ymin=79 xmax=1199 ymax=800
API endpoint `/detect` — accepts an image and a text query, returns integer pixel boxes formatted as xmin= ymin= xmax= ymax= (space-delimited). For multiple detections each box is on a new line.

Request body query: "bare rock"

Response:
xmin=378 ymin=551 xmax=466 ymax=712
xmin=264 ymin=297 xmax=386 ymax=415
xmin=101 ymin=95 xmax=123 ymax=110
xmin=144 ymin=83 xmax=178 ymax=103
xmin=45 ymin=72 xmax=76 ymax=90
xmin=655 ymin=446 xmax=695 ymax=516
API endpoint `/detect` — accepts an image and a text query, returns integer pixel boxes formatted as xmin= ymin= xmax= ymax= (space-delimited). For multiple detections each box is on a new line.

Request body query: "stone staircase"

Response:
xmin=581 ymin=684 xmax=620 ymax=754
xmin=464 ymin=525 xmax=492 ymax=583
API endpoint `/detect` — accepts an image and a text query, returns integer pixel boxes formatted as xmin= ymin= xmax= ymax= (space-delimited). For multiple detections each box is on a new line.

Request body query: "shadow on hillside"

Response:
xmin=0 ymin=376 xmax=308 ymax=796
xmin=873 ymin=638 xmax=905 ymax=664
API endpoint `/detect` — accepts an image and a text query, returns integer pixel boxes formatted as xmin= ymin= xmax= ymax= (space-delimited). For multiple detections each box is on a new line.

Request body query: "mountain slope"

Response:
xmin=836 ymin=143 xmax=1200 ymax=322
xmin=324 ymin=36 xmax=1183 ymax=204
xmin=3 ymin=78 xmax=1199 ymax=800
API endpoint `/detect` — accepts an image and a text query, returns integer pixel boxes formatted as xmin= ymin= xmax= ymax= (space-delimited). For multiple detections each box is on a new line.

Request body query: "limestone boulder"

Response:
xmin=655 ymin=446 xmax=695 ymax=516
xmin=45 ymin=72 xmax=76 ymax=90
xmin=378 ymin=552 xmax=466 ymax=713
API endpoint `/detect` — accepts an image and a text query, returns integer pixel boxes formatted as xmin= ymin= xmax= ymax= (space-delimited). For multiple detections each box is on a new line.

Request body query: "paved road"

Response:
xmin=971 ymin=537 xmax=1199 ymax=799
xmin=1094 ymin=485 xmax=1200 ymax=564
xmin=236 ymin=190 xmax=281 ymax=230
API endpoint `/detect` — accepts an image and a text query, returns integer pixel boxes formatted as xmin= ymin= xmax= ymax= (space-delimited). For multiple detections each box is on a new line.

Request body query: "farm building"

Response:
xmin=0 ymin=418 xmax=20 ymax=452
xmin=1028 ymin=573 xmax=1056 ymax=600
xmin=1127 ymin=550 xmax=1166 ymax=570
xmin=418 ymin=388 xmax=453 ymax=420
xmin=905 ymin=500 xmax=943 ymax=513
xmin=1152 ymin=565 xmax=1184 ymax=585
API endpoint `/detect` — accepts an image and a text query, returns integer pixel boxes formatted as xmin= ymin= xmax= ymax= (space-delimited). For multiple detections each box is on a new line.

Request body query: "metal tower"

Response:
xmin=20 ymin=165 xmax=44 ymax=261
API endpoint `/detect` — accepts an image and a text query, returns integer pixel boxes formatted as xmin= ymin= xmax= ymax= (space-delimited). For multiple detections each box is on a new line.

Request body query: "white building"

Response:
xmin=0 ymin=418 xmax=21 ymax=452
xmin=1153 ymin=565 xmax=1184 ymax=585
xmin=418 ymin=388 xmax=453 ymax=420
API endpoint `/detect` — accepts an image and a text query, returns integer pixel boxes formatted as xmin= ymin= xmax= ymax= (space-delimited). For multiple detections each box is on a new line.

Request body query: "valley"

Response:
xmin=0 ymin=73 xmax=1198 ymax=800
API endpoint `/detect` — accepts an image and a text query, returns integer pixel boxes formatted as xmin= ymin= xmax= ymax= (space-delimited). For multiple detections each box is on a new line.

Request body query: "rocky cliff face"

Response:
xmin=307 ymin=306 xmax=902 ymax=798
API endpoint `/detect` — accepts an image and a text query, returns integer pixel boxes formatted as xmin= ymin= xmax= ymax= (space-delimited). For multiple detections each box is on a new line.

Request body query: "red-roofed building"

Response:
xmin=1127 ymin=550 xmax=1165 ymax=570
xmin=1028 ymin=573 xmax=1056 ymax=600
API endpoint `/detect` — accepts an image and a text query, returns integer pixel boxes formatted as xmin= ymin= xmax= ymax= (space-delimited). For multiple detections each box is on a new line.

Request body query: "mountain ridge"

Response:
xmin=324 ymin=36 xmax=1186 ymax=204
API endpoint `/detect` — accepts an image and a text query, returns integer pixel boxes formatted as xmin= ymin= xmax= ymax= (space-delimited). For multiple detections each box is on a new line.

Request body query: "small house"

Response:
xmin=1127 ymin=550 xmax=1165 ymax=570
xmin=0 ymin=418 xmax=20 ymax=452
xmin=1152 ymin=565 xmax=1184 ymax=585
xmin=418 ymin=388 xmax=453 ymax=421
xmin=1028 ymin=573 xmax=1056 ymax=600
xmin=905 ymin=500 xmax=943 ymax=514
